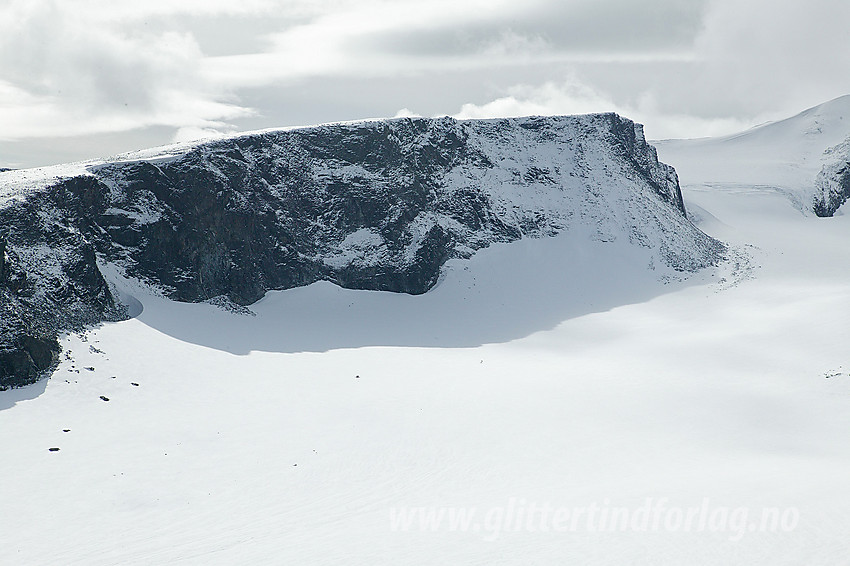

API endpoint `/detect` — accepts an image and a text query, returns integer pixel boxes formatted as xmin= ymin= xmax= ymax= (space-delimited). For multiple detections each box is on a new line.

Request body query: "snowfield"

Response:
xmin=3 ymin=104 xmax=850 ymax=564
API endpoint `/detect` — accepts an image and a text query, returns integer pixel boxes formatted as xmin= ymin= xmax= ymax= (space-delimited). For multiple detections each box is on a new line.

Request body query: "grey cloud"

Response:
xmin=2 ymin=14 xmax=165 ymax=112
xmin=0 ymin=2 xmax=252 ymax=141
xmin=355 ymin=0 xmax=707 ymax=59
xmin=145 ymin=13 xmax=304 ymax=57
xmin=526 ymin=0 xmax=708 ymax=51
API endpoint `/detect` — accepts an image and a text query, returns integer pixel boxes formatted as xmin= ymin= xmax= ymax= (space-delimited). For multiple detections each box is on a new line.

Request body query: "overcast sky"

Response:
xmin=2 ymin=0 xmax=849 ymax=168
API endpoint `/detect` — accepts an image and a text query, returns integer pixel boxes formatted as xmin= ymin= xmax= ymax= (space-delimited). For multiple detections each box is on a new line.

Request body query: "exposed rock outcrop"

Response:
xmin=814 ymin=158 xmax=850 ymax=216
xmin=0 ymin=113 xmax=725 ymax=388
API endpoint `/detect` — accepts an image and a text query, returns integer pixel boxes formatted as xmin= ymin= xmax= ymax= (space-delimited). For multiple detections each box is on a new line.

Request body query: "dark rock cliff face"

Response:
xmin=0 ymin=114 xmax=724 ymax=388
xmin=0 ymin=197 xmax=124 ymax=388
xmin=814 ymin=162 xmax=850 ymax=217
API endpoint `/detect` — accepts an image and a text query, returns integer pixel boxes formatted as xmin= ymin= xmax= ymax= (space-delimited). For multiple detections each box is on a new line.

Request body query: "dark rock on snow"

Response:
xmin=0 ymin=114 xmax=725 ymax=388
xmin=814 ymin=161 xmax=850 ymax=217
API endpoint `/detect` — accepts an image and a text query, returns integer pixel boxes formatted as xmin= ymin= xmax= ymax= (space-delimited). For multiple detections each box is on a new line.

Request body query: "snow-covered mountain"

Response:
xmin=655 ymin=95 xmax=850 ymax=215
xmin=0 ymin=113 xmax=722 ymax=388
xmin=3 ymin=102 xmax=850 ymax=565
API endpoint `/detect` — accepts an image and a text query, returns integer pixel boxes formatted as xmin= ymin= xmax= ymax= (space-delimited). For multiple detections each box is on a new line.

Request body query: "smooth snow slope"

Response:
xmin=3 ymin=115 xmax=850 ymax=563
xmin=655 ymin=94 xmax=850 ymax=212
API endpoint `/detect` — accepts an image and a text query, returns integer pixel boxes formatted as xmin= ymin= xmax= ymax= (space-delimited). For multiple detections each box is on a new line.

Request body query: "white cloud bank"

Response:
xmin=2 ymin=0 xmax=850 ymax=165
xmin=452 ymin=80 xmax=754 ymax=140
xmin=451 ymin=0 xmax=850 ymax=139
xmin=0 ymin=0 xmax=257 ymax=141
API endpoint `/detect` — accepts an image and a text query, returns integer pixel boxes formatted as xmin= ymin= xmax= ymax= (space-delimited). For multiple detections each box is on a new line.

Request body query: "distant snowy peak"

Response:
xmin=740 ymin=94 xmax=850 ymax=145
xmin=0 ymin=113 xmax=724 ymax=388
xmin=655 ymin=95 xmax=850 ymax=215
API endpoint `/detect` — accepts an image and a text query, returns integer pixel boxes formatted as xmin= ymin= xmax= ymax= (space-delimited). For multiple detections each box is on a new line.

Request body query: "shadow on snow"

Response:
xmin=131 ymin=233 xmax=708 ymax=355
